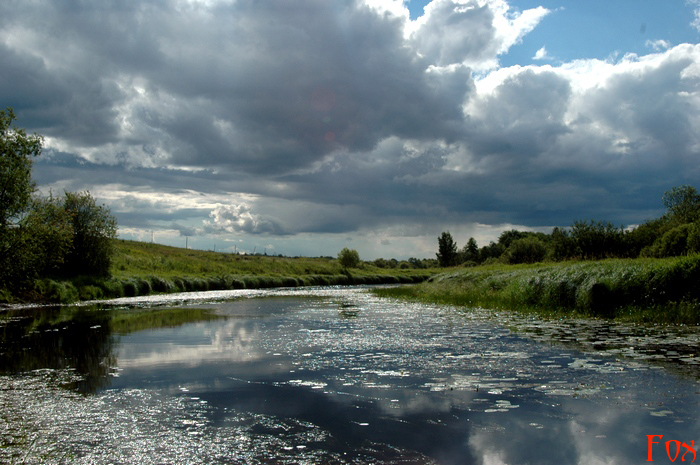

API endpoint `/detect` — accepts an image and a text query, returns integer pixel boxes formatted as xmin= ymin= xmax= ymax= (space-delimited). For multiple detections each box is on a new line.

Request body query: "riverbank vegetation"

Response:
xmin=4 ymin=107 xmax=700 ymax=323
xmin=375 ymin=255 xmax=700 ymax=324
xmin=436 ymin=184 xmax=700 ymax=268
xmin=401 ymin=184 xmax=700 ymax=324
xmin=2 ymin=240 xmax=435 ymax=304
xmin=1 ymin=109 xmax=117 ymax=300
xmin=0 ymin=108 xmax=436 ymax=304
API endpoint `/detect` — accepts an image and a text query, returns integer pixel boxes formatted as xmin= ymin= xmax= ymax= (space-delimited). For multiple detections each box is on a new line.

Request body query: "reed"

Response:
xmin=374 ymin=255 xmax=700 ymax=324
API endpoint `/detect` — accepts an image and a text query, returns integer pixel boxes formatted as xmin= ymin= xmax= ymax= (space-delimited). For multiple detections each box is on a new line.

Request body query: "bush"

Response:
xmin=338 ymin=248 xmax=360 ymax=269
xmin=644 ymin=224 xmax=691 ymax=257
xmin=688 ymin=222 xmax=700 ymax=253
xmin=149 ymin=275 xmax=175 ymax=293
xmin=62 ymin=191 xmax=118 ymax=277
xmin=79 ymin=285 xmax=104 ymax=300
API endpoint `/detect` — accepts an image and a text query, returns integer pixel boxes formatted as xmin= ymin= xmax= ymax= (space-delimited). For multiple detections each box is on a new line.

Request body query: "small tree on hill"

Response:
xmin=436 ymin=231 xmax=458 ymax=267
xmin=338 ymin=247 xmax=360 ymax=269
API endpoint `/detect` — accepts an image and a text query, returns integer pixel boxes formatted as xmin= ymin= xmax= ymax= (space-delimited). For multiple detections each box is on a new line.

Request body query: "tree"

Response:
xmin=662 ymin=185 xmax=700 ymax=223
xmin=642 ymin=224 xmax=692 ymax=258
xmin=0 ymin=108 xmax=43 ymax=279
xmin=436 ymin=231 xmax=458 ymax=267
xmin=459 ymin=237 xmax=479 ymax=263
xmin=570 ymin=220 xmax=625 ymax=260
xmin=479 ymin=241 xmax=505 ymax=262
xmin=498 ymin=229 xmax=530 ymax=249
xmin=503 ymin=236 xmax=547 ymax=264
xmin=62 ymin=191 xmax=118 ymax=277
xmin=22 ymin=195 xmax=74 ymax=277
xmin=338 ymin=247 xmax=360 ymax=269
xmin=550 ymin=226 xmax=576 ymax=261
xmin=0 ymin=108 xmax=43 ymax=224
xmin=0 ymin=108 xmax=43 ymax=284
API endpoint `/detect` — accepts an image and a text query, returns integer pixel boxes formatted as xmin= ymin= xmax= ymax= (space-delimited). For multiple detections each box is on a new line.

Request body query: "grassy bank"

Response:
xmin=2 ymin=240 xmax=436 ymax=304
xmin=373 ymin=255 xmax=700 ymax=324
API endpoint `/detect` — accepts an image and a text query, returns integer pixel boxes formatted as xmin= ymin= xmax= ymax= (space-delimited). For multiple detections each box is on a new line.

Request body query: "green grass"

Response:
xmin=1 ymin=240 xmax=437 ymax=304
xmin=111 ymin=240 xmax=345 ymax=278
xmin=373 ymin=256 xmax=700 ymax=325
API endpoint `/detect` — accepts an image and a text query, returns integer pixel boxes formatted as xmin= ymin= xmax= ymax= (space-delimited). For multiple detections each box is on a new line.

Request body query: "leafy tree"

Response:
xmin=408 ymin=257 xmax=426 ymax=269
xmin=504 ymin=236 xmax=547 ymax=264
xmin=688 ymin=222 xmax=700 ymax=254
xmin=642 ymin=223 xmax=692 ymax=258
xmin=479 ymin=241 xmax=505 ymax=262
xmin=338 ymin=247 xmax=360 ymax=269
xmin=23 ymin=195 xmax=74 ymax=277
xmin=570 ymin=220 xmax=625 ymax=260
xmin=498 ymin=230 xmax=530 ymax=249
xmin=625 ymin=217 xmax=670 ymax=257
xmin=62 ymin=191 xmax=118 ymax=277
xmin=459 ymin=237 xmax=479 ymax=263
xmin=0 ymin=108 xmax=43 ymax=225
xmin=436 ymin=231 xmax=458 ymax=267
xmin=549 ymin=226 xmax=576 ymax=261
xmin=0 ymin=108 xmax=43 ymax=280
xmin=662 ymin=185 xmax=700 ymax=223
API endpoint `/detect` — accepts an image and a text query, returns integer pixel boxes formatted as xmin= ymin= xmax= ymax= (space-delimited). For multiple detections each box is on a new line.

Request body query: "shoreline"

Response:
xmin=373 ymin=255 xmax=700 ymax=325
xmin=1 ymin=272 xmax=433 ymax=307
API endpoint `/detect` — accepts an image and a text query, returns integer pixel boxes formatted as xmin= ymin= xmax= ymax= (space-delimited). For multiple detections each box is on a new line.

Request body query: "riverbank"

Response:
xmin=0 ymin=240 xmax=436 ymax=304
xmin=374 ymin=255 xmax=700 ymax=324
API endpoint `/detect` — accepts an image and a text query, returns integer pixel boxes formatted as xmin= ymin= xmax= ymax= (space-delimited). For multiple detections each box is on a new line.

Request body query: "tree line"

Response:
xmin=436 ymin=184 xmax=700 ymax=267
xmin=1 ymin=108 xmax=117 ymax=292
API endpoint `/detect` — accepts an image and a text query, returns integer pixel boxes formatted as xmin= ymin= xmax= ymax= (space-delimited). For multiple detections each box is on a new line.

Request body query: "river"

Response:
xmin=1 ymin=286 xmax=698 ymax=464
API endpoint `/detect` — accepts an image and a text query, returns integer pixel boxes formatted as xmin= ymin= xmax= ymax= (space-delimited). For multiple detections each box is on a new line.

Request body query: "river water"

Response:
xmin=1 ymin=286 xmax=699 ymax=464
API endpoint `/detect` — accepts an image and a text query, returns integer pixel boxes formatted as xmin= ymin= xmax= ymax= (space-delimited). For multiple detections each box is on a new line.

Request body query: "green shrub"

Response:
xmin=688 ymin=223 xmax=700 ymax=253
xmin=79 ymin=285 xmax=104 ymax=300
xmin=338 ymin=248 xmax=361 ymax=269
xmin=123 ymin=280 xmax=138 ymax=297
xmin=136 ymin=278 xmax=152 ymax=295
xmin=149 ymin=275 xmax=175 ymax=293
xmin=505 ymin=237 xmax=548 ymax=264
xmin=647 ymin=224 xmax=691 ymax=257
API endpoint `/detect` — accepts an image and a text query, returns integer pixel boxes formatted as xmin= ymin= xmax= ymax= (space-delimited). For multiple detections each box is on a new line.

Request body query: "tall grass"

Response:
xmin=374 ymin=255 xmax=700 ymax=324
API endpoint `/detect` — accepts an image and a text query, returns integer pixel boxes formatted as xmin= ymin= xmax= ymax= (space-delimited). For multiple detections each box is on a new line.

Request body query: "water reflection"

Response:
xmin=0 ymin=304 xmax=224 ymax=393
xmin=0 ymin=306 xmax=115 ymax=392
xmin=1 ymin=289 xmax=699 ymax=464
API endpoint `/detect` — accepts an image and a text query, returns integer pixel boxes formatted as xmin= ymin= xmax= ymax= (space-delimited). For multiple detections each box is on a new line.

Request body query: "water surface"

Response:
xmin=1 ymin=287 xmax=698 ymax=464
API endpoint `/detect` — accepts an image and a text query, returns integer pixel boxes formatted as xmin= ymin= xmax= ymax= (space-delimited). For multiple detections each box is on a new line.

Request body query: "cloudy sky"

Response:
xmin=3 ymin=0 xmax=700 ymax=259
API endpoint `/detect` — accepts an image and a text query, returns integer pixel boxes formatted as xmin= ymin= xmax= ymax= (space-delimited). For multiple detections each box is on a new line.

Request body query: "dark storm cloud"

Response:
xmin=1 ymin=0 xmax=472 ymax=174
xmin=3 ymin=0 xmax=700 ymax=255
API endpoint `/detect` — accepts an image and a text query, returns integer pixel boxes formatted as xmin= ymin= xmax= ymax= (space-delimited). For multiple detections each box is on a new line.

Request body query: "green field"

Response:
xmin=5 ymin=240 xmax=436 ymax=303
xmin=374 ymin=255 xmax=700 ymax=324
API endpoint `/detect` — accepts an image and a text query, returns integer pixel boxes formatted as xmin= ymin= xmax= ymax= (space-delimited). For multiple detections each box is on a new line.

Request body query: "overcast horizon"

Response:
xmin=3 ymin=0 xmax=700 ymax=259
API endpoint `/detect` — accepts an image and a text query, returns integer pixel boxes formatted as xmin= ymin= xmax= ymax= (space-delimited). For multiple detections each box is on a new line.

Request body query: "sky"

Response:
xmin=2 ymin=0 xmax=700 ymax=259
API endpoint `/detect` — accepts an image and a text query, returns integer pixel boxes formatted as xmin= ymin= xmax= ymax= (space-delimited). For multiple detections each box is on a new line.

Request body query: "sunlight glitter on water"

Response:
xmin=1 ymin=286 xmax=699 ymax=464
